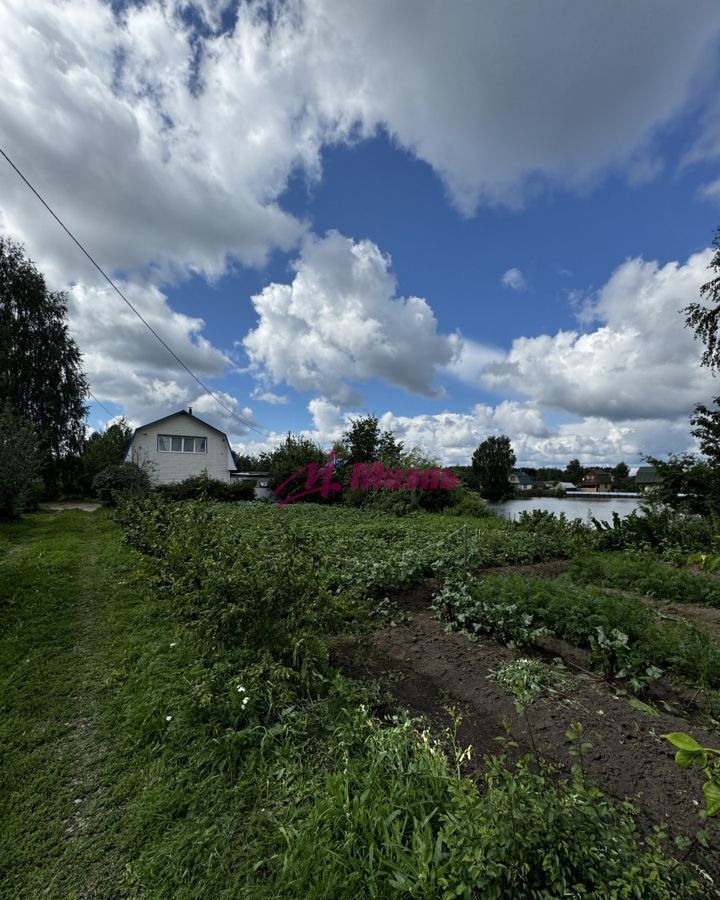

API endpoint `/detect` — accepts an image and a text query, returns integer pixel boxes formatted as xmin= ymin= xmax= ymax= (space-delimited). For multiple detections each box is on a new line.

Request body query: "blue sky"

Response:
xmin=2 ymin=1 xmax=720 ymax=465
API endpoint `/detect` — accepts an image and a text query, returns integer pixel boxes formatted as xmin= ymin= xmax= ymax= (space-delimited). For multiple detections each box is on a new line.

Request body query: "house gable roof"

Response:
xmin=510 ymin=470 xmax=534 ymax=485
xmin=635 ymin=466 xmax=661 ymax=484
xmin=582 ymin=470 xmax=612 ymax=483
xmin=127 ymin=410 xmax=231 ymax=447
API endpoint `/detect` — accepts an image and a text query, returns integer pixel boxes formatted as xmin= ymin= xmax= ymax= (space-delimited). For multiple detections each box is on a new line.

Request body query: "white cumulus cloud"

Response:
xmin=234 ymin=397 xmax=700 ymax=467
xmin=242 ymin=231 xmax=460 ymax=403
xmin=3 ymin=0 xmax=719 ymax=283
xmin=66 ymin=276 xmax=256 ymax=435
xmin=302 ymin=0 xmax=720 ymax=212
xmin=483 ymin=250 xmax=717 ymax=421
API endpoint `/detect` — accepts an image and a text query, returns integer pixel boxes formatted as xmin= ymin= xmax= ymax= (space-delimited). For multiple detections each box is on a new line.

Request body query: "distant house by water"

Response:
xmin=579 ymin=469 xmax=613 ymax=493
xmin=509 ymin=470 xmax=534 ymax=492
xmin=634 ymin=466 xmax=662 ymax=492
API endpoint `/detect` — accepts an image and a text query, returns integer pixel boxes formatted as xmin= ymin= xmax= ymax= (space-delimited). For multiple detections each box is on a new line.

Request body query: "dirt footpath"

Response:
xmin=330 ymin=578 xmax=720 ymax=876
xmin=41 ymin=502 xmax=100 ymax=512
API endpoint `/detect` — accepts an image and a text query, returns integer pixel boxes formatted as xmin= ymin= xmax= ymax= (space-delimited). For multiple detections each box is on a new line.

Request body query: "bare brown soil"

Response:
xmin=476 ymin=559 xmax=570 ymax=579
xmin=646 ymin=596 xmax=720 ymax=641
xmin=330 ymin=578 xmax=720 ymax=881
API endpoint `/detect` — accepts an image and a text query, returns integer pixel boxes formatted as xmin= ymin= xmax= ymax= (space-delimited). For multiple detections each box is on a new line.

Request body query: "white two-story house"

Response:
xmin=124 ymin=408 xmax=235 ymax=484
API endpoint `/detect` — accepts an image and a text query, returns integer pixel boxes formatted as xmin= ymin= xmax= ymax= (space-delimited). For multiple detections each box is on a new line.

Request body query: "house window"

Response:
xmin=158 ymin=434 xmax=207 ymax=453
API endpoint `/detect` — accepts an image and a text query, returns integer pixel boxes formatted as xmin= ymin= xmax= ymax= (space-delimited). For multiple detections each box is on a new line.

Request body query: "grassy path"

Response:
xmin=0 ymin=511 xmax=173 ymax=898
xmin=0 ymin=510 xmax=269 ymax=899
xmin=0 ymin=511 xmax=148 ymax=898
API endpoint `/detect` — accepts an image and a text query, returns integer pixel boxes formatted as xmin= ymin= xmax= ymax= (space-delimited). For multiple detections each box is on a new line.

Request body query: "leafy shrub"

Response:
xmin=512 ymin=510 xmax=591 ymax=560
xmin=514 ymin=508 xmax=587 ymax=534
xmin=78 ymin=419 xmax=133 ymax=493
xmin=592 ymin=508 xmax=718 ymax=555
xmin=343 ymin=483 xmax=469 ymax=515
xmin=443 ymin=485 xmax=492 ymax=518
xmin=439 ymin=755 xmax=696 ymax=899
xmin=154 ymin=471 xmax=255 ymax=502
xmin=114 ymin=494 xmax=173 ymax=556
xmin=93 ymin=462 xmax=151 ymax=506
xmin=371 ymin=488 xmax=422 ymax=516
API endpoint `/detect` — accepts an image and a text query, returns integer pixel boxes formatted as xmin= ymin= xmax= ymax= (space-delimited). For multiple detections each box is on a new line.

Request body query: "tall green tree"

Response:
xmin=534 ymin=466 xmax=564 ymax=481
xmin=80 ymin=418 xmax=133 ymax=492
xmin=471 ymin=435 xmax=516 ymax=502
xmin=690 ymin=397 xmax=720 ymax=465
xmin=232 ymin=450 xmax=265 ymax=471
xmin=0 ymin=237 xmax=88 ymax=488
xmin=0 ymin=403 xmax=43 ymax=520
xmin=643 ymin=453 xmax=720 ymax=517
xmin=611 ymin=461 xmax=633 ymax=491
xmin=265 ymin=433 xmax=329 ymax=502
xmin=341 ymin=415 xmax=404 ymax=466
xmin=685 ymin=226 xmax=720 ymax=372
xmin=682 ymin=224 xmax=720 ymax=511
xmin=564 ymin=458 xmax=585 ymax=485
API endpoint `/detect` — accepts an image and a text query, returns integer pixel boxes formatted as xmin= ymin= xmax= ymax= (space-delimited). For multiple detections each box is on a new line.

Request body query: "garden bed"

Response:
xmin=330 ymin=576 xmax=720 ymax=883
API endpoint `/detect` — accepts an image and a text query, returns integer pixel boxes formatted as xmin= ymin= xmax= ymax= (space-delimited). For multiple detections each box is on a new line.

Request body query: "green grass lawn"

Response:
xmin=2 ymin=511 xmax=113 ymax=895
xmin=0 ymin=510 xmax=224 ymax=898
xmin=0 ymin=509 xmax=464 ymax=898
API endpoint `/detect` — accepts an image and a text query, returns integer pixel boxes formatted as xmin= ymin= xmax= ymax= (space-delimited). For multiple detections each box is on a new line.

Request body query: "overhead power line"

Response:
xmin=86 ymin=389 xmax=120 ymax=423
xmin=0 ymin=146 xmax=268 ymax=437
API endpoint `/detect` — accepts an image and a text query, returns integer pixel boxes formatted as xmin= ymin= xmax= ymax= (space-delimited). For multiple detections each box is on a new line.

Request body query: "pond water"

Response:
xmin=489 ymin=495 xmax=643 ymax=524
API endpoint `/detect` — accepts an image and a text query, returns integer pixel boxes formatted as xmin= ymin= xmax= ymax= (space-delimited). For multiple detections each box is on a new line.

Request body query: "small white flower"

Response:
xmin=165 ymin=715 xmax=173 ymax=722
xmin=170 ymin=642 xmax=177 ymax=648
xmin=236 ymin=685 xmax=246 ymax=693
xmin=242 ymin=697 xmax=249 ymax=707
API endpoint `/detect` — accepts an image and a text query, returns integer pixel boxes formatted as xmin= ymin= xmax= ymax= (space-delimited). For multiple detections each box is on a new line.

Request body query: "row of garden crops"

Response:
xmin=110 ymin=496 xmax=706 ymax=897
xmin=433 ymin=571 xmax=720 ymax=692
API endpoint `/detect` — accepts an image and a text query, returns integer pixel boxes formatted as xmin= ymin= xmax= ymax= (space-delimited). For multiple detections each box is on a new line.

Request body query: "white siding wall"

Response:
xmin=129 ymin=414 xmax=232 ymax=484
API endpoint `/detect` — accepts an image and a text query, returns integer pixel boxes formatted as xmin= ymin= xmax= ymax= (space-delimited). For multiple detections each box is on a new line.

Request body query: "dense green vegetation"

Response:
xmin=0 ymin=402 xmax=43 ymax=519
xmin=1 ymin=506 xmax=701 ymax=897
xmin=570 ymin=551 xmax=720 ymax=607
xmin=433 ymin=571 xmax=720 ymax=690
xmin=0 ymin=236 xmax=88 ymax=497
xmin=116 ymin=496 xmax=585 ymax=602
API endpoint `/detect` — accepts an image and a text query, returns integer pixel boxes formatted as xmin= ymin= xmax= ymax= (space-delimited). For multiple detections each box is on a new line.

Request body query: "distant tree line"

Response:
xmin=232 ymin=415 xmax=479 ymax=513
xmin=5 ymin=224 xmax=720 ymax=519
xmin=448 ymin=452 xmax=635 ymax=502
